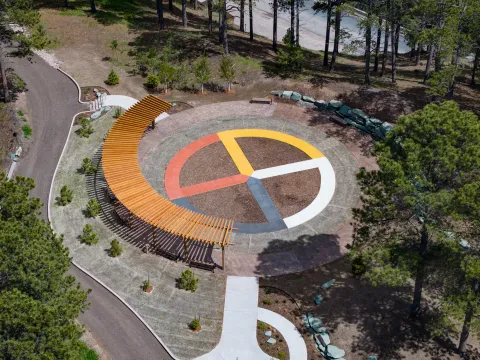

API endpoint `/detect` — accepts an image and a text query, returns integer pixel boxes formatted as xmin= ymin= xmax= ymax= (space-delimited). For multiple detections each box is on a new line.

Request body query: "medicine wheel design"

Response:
xmin=164 ymin=129 xmax=336 ymax=234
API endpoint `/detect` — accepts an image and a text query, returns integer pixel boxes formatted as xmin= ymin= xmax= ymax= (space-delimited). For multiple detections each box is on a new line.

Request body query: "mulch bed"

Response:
xmin=166 ymin=101 xmax=194 ymax=115
xmin=187 ymin=183 xmax=267 ymax=223
xmin=257 ymin=320 xmax=290 ymax=360
xmin=80 ymin=86 xmax=109 ymax=102
xmin=237 ymin=137 xmax=311 ymax=170
xmin=179 ymin=141 xmax=239 ymax=187
xmin=262 ymin=169 xmax=320 ymax=218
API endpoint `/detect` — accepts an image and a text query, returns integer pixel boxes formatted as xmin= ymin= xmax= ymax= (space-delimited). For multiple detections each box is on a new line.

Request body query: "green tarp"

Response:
xmin=291 ymin=92 xmax=302 ymax=101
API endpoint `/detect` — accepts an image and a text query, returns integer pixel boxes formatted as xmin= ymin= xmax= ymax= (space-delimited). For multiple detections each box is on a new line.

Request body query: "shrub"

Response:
xmin=31 ymin=23 xmax=51 ymax=50
xmin=21 ymin=125 xmax=32 ymax=139
xmin=178 ymin=269 xmax=198 ymax=292
xmin=218 ymin=56 xmax=236 ymax=92
xmin=277 ymin=44 xmax=304 ymax=74
xmin=77 ymin=118 xmax=94 ymax=138
xmin=351 ymin=255 xmax=367 ymax=276
xmin=58 ymin=185 xmax=73 ymax=206
xmin=113 ymin=108 xmax=121 ymax=118
xmin=86 ymin=199 xmax=101 ymax=218
xmin=278 ymin=351 xmax=286 ymax=360
xmin=145 ymin=73 xmax=160 ymax=89
xmin=194 ymin=56 xmax=211 ymax=93
xmin=263 ymin=298 xmax=272 ymax=305
xmin=80 ymin=224 xmax=98 ymax=245
xmin=81 ymin=158 xmax=98 ymax=175
xmin=257 ymin=321 xmax=268 ymax=331
xmin=105 ymin=70 xmax=120 ymax=85
xmin=109 ymin=239 xmax=123 ymax=257
xmin=78 ymin=341 xmax=99 ymax=360
xmin=17 ymin=109 xmax=24 ymax=116
xmin=189 ymin=317 xmax=200 ymax=330
xmin=142 ymin=279 xmax=151 ymax=291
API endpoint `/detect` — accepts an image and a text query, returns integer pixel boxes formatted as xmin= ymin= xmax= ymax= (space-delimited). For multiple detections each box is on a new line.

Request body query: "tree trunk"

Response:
xmin=290 ymin=0 xmax=295 ymax=45
xmin=411 ymin=225 xmax=429 ymax=316
xmin=416 ymin=44 xmax=421 ymax=66
xmin=410 ymin=44 xmax=416 ymax=59
xmin=458 ymin=303 xmax=474 ymax=355
xmin=219 ymin=6 xmax=224 ymax=44
xmin=295 ymin=0 xmax=299 ymax=46
xmin=193 ymin=0 xmax=197 ymax=10
xmin=223 ymin=0 xmax=229 ymax=55
xmin=391 ymin=22 xmax=399 ymax=84
xmin=373 ymin=19 xmax=382 ymax=72
xmin=424 ymin=44 xmax=434 ymax=83
xmin=90 ymin=0 xmax=96 ymax=13
xmin=329 ymin=7 xmax=341 ymax=72
xmin=364 ymin=0 xmax=372 ymax=85
xmin=323 ymin=0 xmax=332 ymax=67
xmin=169 ymin=0 xmax=173 ymax=12
xmin=201 ymin=83 xmax=204 ymax=93
xmin=156 ymin=0 xmax=165 ymax=30
xmin=471 ymin=47 xmax=480 ymax=85
xmin=208 ymin=0 xmax=213 ymax=34
xmin=64 ymin=0 xmax=69 ymax=7
xmin=249 ymin=0 xmax=253 ymax=41
xmin=0 ymin=47 xmax=9 ymax=103
xmin=273 ymin=0 xmax=278 ymax=51
xmin=182 ymin=0 xmax=187 ymax=27
xmin=380 ymin=23 xmax=389 ymax=77
xmin=240 ymin=0 xmax=245 ymax=32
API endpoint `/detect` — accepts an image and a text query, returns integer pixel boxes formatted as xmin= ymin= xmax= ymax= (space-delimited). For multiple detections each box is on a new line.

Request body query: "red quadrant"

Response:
xmin=174 ymin=174 xmax=250 ymax=199
xmin=165 ymin=133 xmax=222 ymax=199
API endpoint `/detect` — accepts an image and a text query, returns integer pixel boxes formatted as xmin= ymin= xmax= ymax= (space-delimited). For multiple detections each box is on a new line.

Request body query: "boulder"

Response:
xmin=270 ymin=90 xmax=283 ymax=96
xmin=328 ymin=100 xmax=343 ymax=110
xmin=325 ymin=345 xmax=345 ymax=359
xmin=302 ymin=95 xmax=315 ymax=103
xmin=290 ymin=92 xmax=302 ymax=101
xmin=281 ymin=91 xmax=293 ymax=99
xmin=314 ymin=100 xmax=327 ymax=110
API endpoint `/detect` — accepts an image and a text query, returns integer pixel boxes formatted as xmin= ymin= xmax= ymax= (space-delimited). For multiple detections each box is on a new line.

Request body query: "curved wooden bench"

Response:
xmin=102 ymin=95 xmax=233 ymax=266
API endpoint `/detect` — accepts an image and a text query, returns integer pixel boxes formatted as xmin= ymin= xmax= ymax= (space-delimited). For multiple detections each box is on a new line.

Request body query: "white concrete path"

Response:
xmin=196 ymin=276 xmax=307 ymax=360
xmin=104 ymin=94 xmax=170 ymax=123
xmin=258 ymin=308 xmax=308 ymax=360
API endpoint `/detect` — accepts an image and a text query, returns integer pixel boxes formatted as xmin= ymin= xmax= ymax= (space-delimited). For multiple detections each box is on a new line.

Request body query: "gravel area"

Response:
xmin=237 ymin=137 xmax=311 ymax=170
xmin=263 ymin=169 xmax=321 ymax=218
xmin=179 ymin=141 xmax=239 ymax=187
xmin=188 ymin=183 xmax=267 ymax=223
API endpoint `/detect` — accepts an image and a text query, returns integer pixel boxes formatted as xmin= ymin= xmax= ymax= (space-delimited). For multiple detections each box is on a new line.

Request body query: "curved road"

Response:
xmin=9 ymin=52 xmax=173 ymax=360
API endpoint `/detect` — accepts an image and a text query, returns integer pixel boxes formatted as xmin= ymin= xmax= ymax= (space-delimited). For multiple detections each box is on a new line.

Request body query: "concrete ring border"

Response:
xmin=48 ymin=69 xmax=177 ymax=359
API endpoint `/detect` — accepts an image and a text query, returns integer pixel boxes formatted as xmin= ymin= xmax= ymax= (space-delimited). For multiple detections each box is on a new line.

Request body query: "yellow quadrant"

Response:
xmin=218 ymin=132 xmax=255 ymax=175
xmin=219 ymin=129 xmax=325 ymax=159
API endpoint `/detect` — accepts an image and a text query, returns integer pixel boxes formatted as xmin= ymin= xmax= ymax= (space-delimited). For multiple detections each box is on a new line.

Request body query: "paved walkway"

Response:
xmin=196 ymin=276 xmax=307 ymax=360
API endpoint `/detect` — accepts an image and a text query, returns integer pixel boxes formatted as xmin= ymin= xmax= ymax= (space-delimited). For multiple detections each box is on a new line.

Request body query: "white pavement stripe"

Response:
xmin=258 ymin=308 xmax=308 ymax=360
xmin=251 ymin=158 xmax=324 ymax=179
xmin=284 ymin=157 xmax=336 ymax=228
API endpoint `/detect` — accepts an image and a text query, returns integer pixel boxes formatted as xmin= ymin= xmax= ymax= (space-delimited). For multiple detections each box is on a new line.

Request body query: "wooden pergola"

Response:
xmin=102 ymin=95 xmax=233 ymax=269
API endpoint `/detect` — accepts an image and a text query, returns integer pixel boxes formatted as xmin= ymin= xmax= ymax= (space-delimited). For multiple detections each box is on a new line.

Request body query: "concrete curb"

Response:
xmin=47 ymin=68 xmax=177 ymax=360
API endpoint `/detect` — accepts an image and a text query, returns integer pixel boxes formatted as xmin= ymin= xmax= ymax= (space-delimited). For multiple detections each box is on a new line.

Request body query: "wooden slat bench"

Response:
xmin=190 ymin=260 xmax=216 ymax=273
xmin=250 ymin=97 xmax=272 ymax=105
xmin=158 ymin=248 xmax=180 ymax=262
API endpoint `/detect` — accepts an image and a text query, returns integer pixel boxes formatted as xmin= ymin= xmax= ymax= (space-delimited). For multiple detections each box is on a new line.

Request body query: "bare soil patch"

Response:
xmin=263 ymin=169 xmax=320 ymax=218
xmin=237 ymin=137 xmax=311 ymax=170
xmin=187 ymin=183 xmax=267 ymax=223
xmin=257 ymin=320 xmax=290 ymax=359
xmin=179 ymin=141 xmax=239 ymax=187
xmin=261 ymin=258 xmax=480 ymax=360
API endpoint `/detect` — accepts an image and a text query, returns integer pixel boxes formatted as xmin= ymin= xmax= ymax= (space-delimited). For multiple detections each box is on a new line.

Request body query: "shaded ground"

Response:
xmin=261 ymin=258 xmax=480 ymax=360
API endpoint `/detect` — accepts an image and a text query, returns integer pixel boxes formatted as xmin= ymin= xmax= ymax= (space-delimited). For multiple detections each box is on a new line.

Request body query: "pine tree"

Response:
xmin=194 ymin=56 xmax=211 ymax=93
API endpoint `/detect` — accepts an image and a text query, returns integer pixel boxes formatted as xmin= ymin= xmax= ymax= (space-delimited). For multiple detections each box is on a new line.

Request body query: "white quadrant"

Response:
xmin=284 ymin=157 xmax=336 ymax=228
xmin=251 ymin=157 xmax=324 ymax=179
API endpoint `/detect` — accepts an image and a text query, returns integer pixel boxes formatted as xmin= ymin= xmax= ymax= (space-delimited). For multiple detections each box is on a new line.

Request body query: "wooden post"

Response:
xmin=183 ymin=237 xmax=189 ymax=260
xmin=151 ymin=119 xmax=155 ymax=129
xmin=152 ymin=225 xmax=157 ymax=253
xmin=221 ymin=245 xmax=225 ymax=270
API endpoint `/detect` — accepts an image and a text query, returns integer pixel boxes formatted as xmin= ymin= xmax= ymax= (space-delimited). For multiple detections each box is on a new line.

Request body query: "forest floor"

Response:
xmin=36 ymin=0 xmax=480 ymax=123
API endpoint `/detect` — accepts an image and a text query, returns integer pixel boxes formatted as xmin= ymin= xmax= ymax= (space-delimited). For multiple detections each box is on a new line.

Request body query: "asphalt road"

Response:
xmin=230 ymin=0 xmax=410 ymax=54
xmin=8 ymin=52 xmax=173 ymax=360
